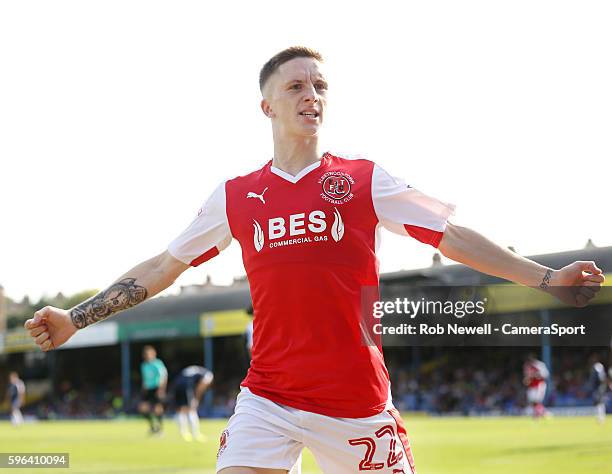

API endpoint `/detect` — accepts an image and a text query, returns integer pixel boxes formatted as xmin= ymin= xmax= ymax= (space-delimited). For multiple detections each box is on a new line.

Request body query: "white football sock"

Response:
xmin=597 ymin=403 xmax=606 ymax=423
xmin=178 ymin=412 xmax=189 ymax=435
xmin=188 ymin=410 xmax=200 ymax=436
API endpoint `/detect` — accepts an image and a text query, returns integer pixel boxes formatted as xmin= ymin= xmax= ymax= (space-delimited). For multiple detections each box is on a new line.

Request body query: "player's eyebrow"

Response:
xmin=285 ymin=79 xmax=306 ymax=86
xmin=284 ymin=77 xmax=328 ymax=87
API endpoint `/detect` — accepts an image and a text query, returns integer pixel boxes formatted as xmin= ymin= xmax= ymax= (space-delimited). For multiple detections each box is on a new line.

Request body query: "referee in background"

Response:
xmin=139 ymin=345 xmax=167 ymax=435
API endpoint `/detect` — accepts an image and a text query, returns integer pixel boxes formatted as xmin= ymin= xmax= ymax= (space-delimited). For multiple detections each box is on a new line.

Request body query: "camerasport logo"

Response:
xmin=319 ymin=171 xmax=354 ymax=204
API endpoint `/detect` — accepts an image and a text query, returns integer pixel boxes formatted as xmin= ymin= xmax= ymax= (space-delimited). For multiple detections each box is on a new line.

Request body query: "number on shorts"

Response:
xmin=348 ymin=424 xmax=403 ymax=470
xmin=347 ymin=437 xmax=384 ymax=470
xmin=375 ymin=425 xmax=403 ymax=467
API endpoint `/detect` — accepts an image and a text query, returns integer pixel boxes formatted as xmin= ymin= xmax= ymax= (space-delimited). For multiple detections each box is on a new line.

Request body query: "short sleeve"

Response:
xmin=372 ymin=164 xmax=455 ymax=248
xmin=157 ymin=360 xmax=168 ymax=379
xmin=168 ymin=182 xmax=232 ymax=266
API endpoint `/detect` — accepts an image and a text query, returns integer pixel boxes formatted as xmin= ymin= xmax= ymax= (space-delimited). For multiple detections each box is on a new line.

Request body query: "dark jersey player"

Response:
xmin=6 ymin=371 xmax=25 ymax=426
xmin=589 ymin=354 xmax=608 ymax=424
xmin=174 ymin=365 xmax=214 ymax=442
xmin=25 ymin=47 xmax=604 ymax=474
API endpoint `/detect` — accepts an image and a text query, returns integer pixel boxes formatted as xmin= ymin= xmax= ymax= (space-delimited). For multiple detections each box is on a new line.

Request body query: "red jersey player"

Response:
xmin=523 ymin=353 xmax=550 ymax=418
xmin=25 ymin=47 xmax=604 ymax=474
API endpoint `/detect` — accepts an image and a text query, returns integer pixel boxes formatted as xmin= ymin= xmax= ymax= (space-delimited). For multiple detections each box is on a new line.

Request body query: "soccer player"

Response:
xmin=139 ymin=345 xmax=167 ymax=435
xmin=24 ymin=47 xmax=604 ymax=473
xmin=523 ymin=353 xmax=549 ymax=419
xmin=6 ymin=371 xmax=25 ymax=426
xmin=588 ymin=354 xmax=608 ymax=424
xmin=173 ymin=365 xmax=214 ymax=442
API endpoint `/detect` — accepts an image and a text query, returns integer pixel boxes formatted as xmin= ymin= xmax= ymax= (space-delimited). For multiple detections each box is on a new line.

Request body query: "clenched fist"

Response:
xmin=547 ymin=261 xmax=605 ymax=307
xmin=24 ymin=306 xmax=78 ymax=351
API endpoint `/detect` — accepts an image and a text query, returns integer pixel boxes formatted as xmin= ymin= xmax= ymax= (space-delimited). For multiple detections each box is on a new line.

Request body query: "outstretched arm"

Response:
xmin=438 ymin=222 xmax=605 ymax=307
xmin=24 ymin=251 xmax=190 ymax=351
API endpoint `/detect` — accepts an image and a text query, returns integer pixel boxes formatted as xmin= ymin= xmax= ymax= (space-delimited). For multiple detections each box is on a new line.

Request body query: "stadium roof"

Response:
xmin=114 ymin=283 xmax=252 ymax=324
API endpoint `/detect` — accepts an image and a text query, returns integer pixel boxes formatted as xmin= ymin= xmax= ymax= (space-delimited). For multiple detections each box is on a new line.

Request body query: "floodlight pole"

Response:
xmin=540 ymin=309 xmax=552 ymax=398
xmin=203 ymin=336 xmax=214 ymax=416
xmin=121 ymin=339 xmax=131 ymax=412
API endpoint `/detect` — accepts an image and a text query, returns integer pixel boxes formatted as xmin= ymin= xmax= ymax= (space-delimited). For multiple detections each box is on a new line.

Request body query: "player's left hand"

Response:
xmin=547 ymin=261 xmax=605 ymax=307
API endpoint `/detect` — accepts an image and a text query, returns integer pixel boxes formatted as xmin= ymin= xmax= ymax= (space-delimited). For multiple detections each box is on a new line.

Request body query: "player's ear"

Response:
xmin=261 ymin=98 xmax=274 ymax=118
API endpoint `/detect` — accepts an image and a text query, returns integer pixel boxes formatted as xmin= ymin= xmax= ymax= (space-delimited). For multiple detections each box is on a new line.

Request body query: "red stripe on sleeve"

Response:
xmin=404 ymin=224 xmax=444 ymax=248
xmin=190 ymin=247 xmax=220 ymax=267
xmin=387 ymin=408 xmax=417 ymax=474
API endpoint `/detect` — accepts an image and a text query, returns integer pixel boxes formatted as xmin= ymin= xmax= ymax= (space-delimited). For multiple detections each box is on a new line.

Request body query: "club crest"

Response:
xmin=319 ymin=171 xmax=355 ymax=204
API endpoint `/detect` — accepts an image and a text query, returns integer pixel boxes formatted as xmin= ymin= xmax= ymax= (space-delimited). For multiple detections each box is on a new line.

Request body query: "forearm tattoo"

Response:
xmin=539 ymin=269 xmax=553 ymax=290
xmin=70 ymin=278 xmax=148 ymax=329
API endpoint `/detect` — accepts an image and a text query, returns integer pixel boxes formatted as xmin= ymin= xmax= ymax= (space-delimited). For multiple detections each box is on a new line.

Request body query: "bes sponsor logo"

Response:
xmin=252 ymin=208 xmax=344 ymax=252
xmin=319 ymin=171 xmax=354 ymax=204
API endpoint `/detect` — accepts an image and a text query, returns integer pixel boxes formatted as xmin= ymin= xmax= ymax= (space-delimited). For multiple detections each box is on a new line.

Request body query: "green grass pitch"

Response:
xmin=1 ymin=415 xmax=611 ymax=473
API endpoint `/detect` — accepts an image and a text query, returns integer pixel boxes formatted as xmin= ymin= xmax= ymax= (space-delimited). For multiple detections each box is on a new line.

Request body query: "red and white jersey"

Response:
xmin=523 ymin=360 xmax=549 ymax=388
xmin=168 ymin=152 xmax=454 ymax=417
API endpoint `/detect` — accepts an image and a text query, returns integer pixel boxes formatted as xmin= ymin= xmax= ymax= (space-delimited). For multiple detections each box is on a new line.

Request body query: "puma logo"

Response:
xmin=246 ymin=187 xmax=268 ymax=204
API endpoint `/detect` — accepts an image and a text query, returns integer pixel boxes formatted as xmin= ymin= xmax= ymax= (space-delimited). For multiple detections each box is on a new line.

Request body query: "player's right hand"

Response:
xmin=24 ymin=306 xmax=78 ymax=351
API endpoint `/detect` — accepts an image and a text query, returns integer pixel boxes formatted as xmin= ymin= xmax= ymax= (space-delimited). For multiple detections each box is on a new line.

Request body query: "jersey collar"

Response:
xmin=269 ymin=153 xmax=328 ymax=184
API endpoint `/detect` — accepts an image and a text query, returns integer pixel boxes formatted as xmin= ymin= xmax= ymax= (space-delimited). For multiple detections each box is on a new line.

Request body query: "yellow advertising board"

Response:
xmin=4 ymin=328 xmax=37 ymax=353
xmin=200 ymin=310 xmax=251 ymax=337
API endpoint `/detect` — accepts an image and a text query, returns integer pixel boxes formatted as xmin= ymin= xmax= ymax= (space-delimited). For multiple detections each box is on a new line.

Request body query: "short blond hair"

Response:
xmin=259 ymin=46 xmax=323 ymax=92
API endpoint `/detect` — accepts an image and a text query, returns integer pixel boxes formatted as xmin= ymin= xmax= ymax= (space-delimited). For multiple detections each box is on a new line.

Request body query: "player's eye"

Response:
xmin=315 ymin=82 xmax=327 ymax=91
xmin=290 ymin=84 xmax=302 ymax=91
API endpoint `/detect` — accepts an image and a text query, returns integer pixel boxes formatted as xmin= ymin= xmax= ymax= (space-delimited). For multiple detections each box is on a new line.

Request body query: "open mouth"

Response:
xmin=299 ymin=111 xmax=320 ymax=118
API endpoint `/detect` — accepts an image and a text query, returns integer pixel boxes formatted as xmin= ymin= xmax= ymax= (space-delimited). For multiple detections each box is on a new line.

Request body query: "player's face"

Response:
xmin=143 ymin=348 xmax=155 ymax=361
xmin=262 ymin=57 xmax=328 ymax=137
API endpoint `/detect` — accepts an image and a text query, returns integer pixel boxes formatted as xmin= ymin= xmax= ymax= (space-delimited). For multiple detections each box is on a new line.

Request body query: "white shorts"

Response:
xmin=527 ymin=383 xmax=546 ymax=404
xmin=216 ymin=387 xmax=416 ymax=474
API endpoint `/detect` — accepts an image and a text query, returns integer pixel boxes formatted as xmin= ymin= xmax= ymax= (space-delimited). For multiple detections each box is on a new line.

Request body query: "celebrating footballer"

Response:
xmin=25 ymin=47 xmax=604 ymax=473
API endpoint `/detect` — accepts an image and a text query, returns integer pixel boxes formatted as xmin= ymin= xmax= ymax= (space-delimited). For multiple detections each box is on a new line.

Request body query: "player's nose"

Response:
xmin=302 ymin=83 xmax=319 ymax=103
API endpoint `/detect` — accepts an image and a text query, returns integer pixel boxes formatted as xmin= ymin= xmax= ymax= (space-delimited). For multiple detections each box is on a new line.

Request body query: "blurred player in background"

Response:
xmin=589 ymin=354 xmax=608 ymax=424
xmin=6 ymin=371 xmax=25 ymax=426
xmin=174 ymin=365 xmax=214 ymax=442
xmin=24 ymin=46 xmax=605 ymax=473
xmin=523 ymin=353 xmax=549 ymax=419
xmin=139 ymin=345 xmax=167 ymax=435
